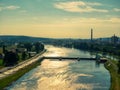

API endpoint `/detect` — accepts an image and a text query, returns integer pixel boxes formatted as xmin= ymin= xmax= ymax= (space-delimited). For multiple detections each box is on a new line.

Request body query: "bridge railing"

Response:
xmin=42 ymin=56 xmax=96 ymax=60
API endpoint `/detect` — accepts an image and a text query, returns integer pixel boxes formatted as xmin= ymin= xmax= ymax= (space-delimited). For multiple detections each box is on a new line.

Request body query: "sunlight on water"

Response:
xmin=37 ymin=60 xmax=94 ymax=90
xmin=43 ymin=45 xmax=94 ymax=58
xmin=7 ymin=45 xmax=110 ymax=90
xmin=8 ymin=60 xmax=95 ymax=90
xmin=43 ymin=47 xmax=67 ymax=57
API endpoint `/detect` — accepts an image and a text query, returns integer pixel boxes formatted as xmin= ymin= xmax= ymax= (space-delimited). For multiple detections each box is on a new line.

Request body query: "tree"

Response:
xmin=3 ymin=45 xmax=6 ymax=54
xmin=22 ymin=51 xmax=27 ymax=60
xmin=3 ymin=50 xmax=19 ymax=66
xmin=118 ymin=59 xmax=120 ymax=74
xmin=34 ymin=42 xmax=44 ymax=53
xmin=24 ymin=43 xmax=32 ymax=51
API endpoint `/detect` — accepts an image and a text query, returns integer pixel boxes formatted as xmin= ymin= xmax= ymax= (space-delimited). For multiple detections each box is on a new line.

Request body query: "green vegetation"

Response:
xmin=0 ymin=59 xmax=43 ymax=90
xmin=105 ymin=60 xmax=120 ymax=90
xmin=0 ymin=59 xmax=4 ymax=69
xmin=0 ymin=59 xmax=3 ymax=65
xmin=0 ymin=48 xmax=2 ymax=53
xmin=66 ymin=42 xmax=120 ymax=57
xmin=0 ymin=41 xmax=44 ymax=66
xmin=0 ymin=41 xmax=45 ymax=89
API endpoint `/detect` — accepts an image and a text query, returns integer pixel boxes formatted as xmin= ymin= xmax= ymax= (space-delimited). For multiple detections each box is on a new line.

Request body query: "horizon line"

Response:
xmin=0 ymin=34 xmax=119 ymax=39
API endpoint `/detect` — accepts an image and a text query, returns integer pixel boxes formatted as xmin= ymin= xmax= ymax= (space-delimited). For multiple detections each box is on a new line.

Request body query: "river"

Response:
xmin=6 ymin=45 xmax=110 ymax=90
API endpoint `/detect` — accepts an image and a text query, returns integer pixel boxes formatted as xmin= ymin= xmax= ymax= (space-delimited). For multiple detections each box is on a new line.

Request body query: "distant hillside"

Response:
xmin=0 ymin=35 xmax=51 ymax=43
xmin=0 ymin=35 xmax=119 ymax=44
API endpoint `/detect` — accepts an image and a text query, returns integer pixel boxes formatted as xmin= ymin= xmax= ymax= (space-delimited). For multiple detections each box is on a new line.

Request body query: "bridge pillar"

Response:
xmin=77 ymin=58 xmax=80 ymax=61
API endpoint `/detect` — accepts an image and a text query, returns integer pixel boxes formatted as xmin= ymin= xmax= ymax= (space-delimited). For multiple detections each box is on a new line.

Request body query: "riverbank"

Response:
xmin=3 ymin=45 xmax=111 ymax=90
xmin=0 ymin=59 xmax=43 ymax=90
xmin=105 ymin=60 xmax=120 ymax=90
xmin=0 ymin=50 xmax=46 ymax=90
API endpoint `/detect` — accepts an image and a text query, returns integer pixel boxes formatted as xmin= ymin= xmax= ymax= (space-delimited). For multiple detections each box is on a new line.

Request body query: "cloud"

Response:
xmin=108 ymin=18 xmax=120 ymax=23
xmin=59 ymin=17 xmax=120 ymax=24
xmin=54 ymin=1 xmax=108 ymax=13
xmin=113 ymin=8 xmax=120 ymax=12
xmin=0 ymin=7 xmax=2 ymax=11
xmin=5 ymin=5 xmax=20 ymax=10
xmin=0 ymin=5 xmax=20 ymax=11
xmin=19 ymin=10 xmax=27 ymax=13
xmin=87 ymin=2 xmax=102 ymax=6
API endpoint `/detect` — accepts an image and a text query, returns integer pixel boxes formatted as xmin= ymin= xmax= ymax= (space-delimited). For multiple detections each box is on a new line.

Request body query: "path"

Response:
xmin=0 ymin=50 xmax=45 ymax=80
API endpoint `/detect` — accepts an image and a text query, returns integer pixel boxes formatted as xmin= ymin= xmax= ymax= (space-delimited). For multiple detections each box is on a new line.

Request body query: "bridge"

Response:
xmin=43 ymin=56 xmax=97 ymax=61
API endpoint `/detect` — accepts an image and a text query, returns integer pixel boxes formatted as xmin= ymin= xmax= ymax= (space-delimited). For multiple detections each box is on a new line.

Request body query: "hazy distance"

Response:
xmin=0 ymin=0 xmax=120 ymax=38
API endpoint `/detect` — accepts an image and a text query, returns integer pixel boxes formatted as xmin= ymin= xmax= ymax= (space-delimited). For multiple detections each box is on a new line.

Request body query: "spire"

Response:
xmin=91 ymin=28 xmax=93 ymax=42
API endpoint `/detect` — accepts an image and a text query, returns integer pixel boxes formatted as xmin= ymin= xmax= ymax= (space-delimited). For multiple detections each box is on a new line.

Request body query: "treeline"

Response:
xmin=73 ymin=42 xmax=120 ymax=56
xmin=49 ymin=39 xmax=120 ymax=73
xmin=17 ymin=42 xmax=44 ymax=53
xmin=1 ymin=42 xmax=44 ymax=66
xmin=48 ymin=40 xmax=120 ymax=57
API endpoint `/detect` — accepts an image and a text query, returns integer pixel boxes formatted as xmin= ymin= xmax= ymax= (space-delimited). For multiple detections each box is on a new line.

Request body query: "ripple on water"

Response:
xmin=6 ymin=46 xmax=110 ymax=90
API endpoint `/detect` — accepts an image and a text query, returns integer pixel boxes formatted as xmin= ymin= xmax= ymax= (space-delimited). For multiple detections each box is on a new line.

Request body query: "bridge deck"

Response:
xmin=43 ymin=56 xmax=96 ymax=60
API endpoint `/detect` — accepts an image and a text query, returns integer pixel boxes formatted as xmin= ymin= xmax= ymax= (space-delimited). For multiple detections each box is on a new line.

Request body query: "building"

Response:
xmin=111 ymin=34 xmax=119 ymax=44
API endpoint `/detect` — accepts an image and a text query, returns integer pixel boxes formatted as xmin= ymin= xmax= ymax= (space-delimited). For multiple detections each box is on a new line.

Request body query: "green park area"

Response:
xmin=0 ymin=58 xmax=43 ymax=90
xmin=0 ymin=42 xmax=45 ymax=89
xmin=105 ymin=60 xmax=120 ymax=90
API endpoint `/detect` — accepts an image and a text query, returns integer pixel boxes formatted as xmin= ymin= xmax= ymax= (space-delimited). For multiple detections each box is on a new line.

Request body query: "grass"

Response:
xmin=0 ymin=59 xmax=43 ymax=90
xmin=0 ymin=50 xmax=46 ymax=89
xmin=0 ymin=59 xmax=4 ymax=69
xmin=0 ymin=59 xmax=3 ymax=65
xmin=0 ymin=48 xmax=2 ymax=53
xmin=105 ymin=60 xmax=120 ymax=90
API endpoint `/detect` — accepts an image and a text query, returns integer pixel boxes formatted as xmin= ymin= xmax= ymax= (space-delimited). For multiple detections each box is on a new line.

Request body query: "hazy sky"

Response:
xmin=0 ymin=0 xmax=120 ymax=38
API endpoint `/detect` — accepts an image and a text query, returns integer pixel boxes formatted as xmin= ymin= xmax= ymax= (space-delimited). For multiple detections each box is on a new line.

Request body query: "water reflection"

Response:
xmin=7 ymin=45 xmax=110 ymax=90
xmin=95 ymin=61 xmax=100 ymax=68
xmin=43 ymin=45 xmax=94 ymax=58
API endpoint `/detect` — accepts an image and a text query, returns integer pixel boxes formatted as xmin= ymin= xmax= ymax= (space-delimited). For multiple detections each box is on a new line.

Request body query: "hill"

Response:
xmin=0 ymin=35 xmax=50 ymax=43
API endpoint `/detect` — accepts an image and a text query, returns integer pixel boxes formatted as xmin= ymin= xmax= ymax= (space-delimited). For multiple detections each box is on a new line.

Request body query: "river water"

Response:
xmin=7 ymin=45 xmax=110 ymax=90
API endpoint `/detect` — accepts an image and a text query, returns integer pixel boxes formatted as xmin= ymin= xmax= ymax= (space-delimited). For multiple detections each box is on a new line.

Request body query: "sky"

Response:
xmin=0 ymin=0 xmax=120 ymax=38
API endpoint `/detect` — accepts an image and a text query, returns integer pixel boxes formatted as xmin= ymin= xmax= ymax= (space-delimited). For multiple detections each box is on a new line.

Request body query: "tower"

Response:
xmin=91 ymin=28 xmax=93 ymax=42
xmin=111 ymin=34 xmax=118 ymax=44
